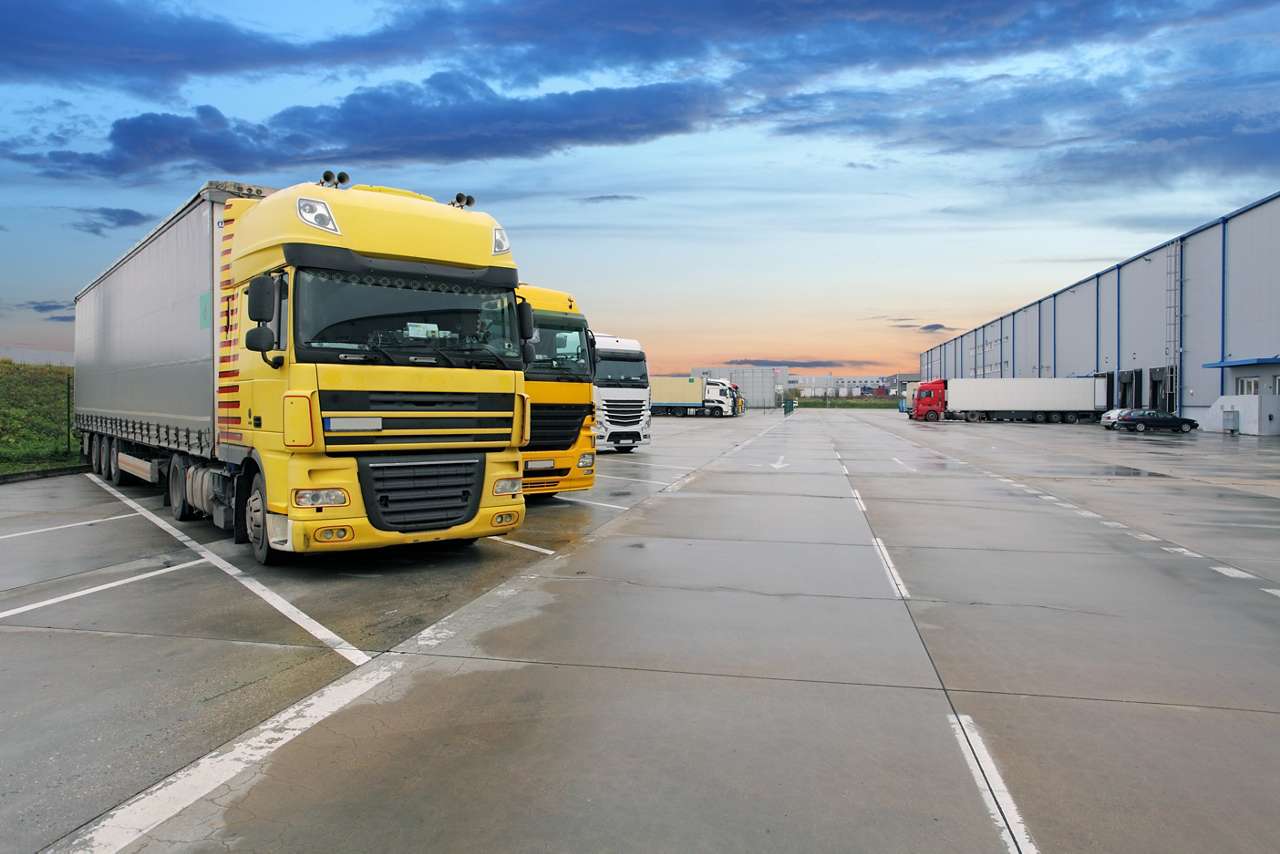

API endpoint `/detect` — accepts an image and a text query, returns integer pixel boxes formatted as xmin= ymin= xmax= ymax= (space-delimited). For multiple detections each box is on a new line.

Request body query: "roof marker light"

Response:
xmin=298 ymin=198 xmax=340 ymax=235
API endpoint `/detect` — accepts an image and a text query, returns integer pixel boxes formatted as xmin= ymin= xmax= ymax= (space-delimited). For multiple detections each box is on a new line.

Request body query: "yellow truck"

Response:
xmin=516 ymin=284 xmax=596 ymax=496
xmin=75 ymin=175 xmax=534 ymax=563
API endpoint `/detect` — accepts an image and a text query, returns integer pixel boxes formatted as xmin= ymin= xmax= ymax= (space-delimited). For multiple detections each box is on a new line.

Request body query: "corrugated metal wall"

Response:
xmin=920 ymin=189 xmax=1280 ymax=414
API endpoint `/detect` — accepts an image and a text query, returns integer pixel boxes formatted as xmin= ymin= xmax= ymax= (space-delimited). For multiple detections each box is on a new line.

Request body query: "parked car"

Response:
xmin=1100 ymin=408 xmax=1131 ymax=429
xmin=1115 ymin=409 xmax=1198 ymax=433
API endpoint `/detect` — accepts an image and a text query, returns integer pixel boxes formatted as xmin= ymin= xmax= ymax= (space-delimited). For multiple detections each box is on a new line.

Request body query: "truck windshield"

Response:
xmin=595 ymin=351 xmax=649 ymax=388
xmin=293 ymin=268 xmax=520 ymax=369
xmin=526 ymin=311 xmax=591 ymax=382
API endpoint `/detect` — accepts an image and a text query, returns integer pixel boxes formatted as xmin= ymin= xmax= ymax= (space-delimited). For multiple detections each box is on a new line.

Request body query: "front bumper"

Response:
xmin=521 ymin=448 xmax=595 ymax=494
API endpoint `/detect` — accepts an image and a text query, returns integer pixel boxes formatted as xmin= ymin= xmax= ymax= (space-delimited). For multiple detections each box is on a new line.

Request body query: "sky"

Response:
xmin=1 ymin=0 xmax=1278 ymax=375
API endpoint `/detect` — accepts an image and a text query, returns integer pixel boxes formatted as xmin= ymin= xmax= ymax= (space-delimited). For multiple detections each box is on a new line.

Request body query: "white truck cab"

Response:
xmin=702 ymin=378 xmax=737 ymax=417
xmin=593 ymin=334 xmax=651 ymax=452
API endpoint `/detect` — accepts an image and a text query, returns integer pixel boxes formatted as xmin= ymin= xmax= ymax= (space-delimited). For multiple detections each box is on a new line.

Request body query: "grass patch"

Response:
xmin=0 ymin=359 xmax=80 ymax=473
xmin=796 ymin=398 xmax=901 ymax=408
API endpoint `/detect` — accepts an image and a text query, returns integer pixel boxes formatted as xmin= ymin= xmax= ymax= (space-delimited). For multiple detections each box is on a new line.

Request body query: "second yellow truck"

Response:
xmin=516 ymin=285 xmax=596 ymax=497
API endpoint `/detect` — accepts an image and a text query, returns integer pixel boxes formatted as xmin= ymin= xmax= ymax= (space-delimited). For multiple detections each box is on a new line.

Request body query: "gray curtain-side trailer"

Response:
xmin=74 ymin=182 xmax=272 ymax=462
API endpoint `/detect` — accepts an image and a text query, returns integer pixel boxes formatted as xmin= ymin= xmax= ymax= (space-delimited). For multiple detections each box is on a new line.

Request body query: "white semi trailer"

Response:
xmin=910 ymin=377 xmax=1109 ymax=423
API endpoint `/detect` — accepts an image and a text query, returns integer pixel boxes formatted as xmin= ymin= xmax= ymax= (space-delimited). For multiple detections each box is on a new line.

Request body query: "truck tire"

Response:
xmin=108 ymin=438 xmax=126 ymax=486
xmin=964 ymin=411 xmax=980 ymax=423
xmin=1065 ymin=413 xmax=1079 ymax=424
xmin=246 ymin=472 xmax=283 ymax=565
xmin=168 ymin=455 xmax=198 ymax=521
xmin=924 ymin=411 xmax=940 ymax=422
xmin=89 ymin=434 xmax=102 ymax=475
xmin=1049 ymin=412 xmax=1063 ymax=424
xmin=98 ymin=436 xmax=111 ymax=477
xmin=1033 ymin=412 xmax=1047 ymax=424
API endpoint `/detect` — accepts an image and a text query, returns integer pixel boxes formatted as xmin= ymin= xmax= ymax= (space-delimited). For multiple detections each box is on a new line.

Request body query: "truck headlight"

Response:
xmin=297 ymin=198 xmax=340 ymax=235
xmin=577 ymin=453 xmax=595 ymax=468
xmin=493 ymin=477 xmax=522 ymax=496
xmin=293 ymin=488 xmax=349 ymax=507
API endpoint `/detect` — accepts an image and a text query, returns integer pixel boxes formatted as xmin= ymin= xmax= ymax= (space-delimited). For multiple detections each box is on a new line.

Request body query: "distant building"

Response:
xmin=691 ymin=366 xmax=788 ymax=408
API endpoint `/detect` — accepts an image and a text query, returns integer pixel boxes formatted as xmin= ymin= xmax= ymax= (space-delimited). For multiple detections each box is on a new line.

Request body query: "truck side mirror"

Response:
xmin=247 ymin=276 xmax=276 ymax=323
xmin=517 ymin=301 xmax=535 ymax=341
xmin=521 ymin=341 xmax=536 ymax=366
xmin=245 ymin=326 xmax=276 ymax=353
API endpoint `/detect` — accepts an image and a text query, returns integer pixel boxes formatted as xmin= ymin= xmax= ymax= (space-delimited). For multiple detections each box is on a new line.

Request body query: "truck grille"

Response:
xmin=321 ymin=390 xmax=514 ymax=412
xmin=527 ymin=403 xmax=593 ymax=452
xmin=320 ymin=390 xmax=514 ymax=451
xmin=601 ymin=399 xmax=645 ymax=426
xmin=356 ymin=454 xmax=485 ymax=533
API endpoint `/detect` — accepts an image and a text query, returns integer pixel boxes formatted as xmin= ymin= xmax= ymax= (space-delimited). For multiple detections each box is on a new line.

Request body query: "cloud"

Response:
xmin=17 ymin=300 xmax=73 ymax=313
xmin=891 ymin=323 xmax=918 ymax=328
xmin=577 ymin=194 xmax=644 ymax=204
xmin=1100 ymin=213 xmax=1219 ymax=233
xmin=7 ymin=1 xmax=1266 ymax=95
xmin=67 ymin=207 xmax=151 ymax=237
xmin=0 ymin=223 xmax=8 ymax=232
xmin=844 ymin=161 xmax=878 ymax=170
xmin=46 ymin=314 xmax=75 ymax=322
xmin=918 ymin=323 xmax=957 ymax=333
xmin=726 ymin=357 xmax=883 ymax=368
xmin=12 ymin=75 xmax=725 ymax=178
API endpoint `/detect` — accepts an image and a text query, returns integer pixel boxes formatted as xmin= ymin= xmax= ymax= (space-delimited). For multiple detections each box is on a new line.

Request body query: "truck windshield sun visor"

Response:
xmin=282 ymin=243 xmax=519 ymax=290
xmin=293 ymin=267 xmax=522 ymax=368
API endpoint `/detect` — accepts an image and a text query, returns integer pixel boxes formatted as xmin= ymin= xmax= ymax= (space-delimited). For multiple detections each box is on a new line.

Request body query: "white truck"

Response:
xmin=911 ymin=377 xmax=1109 ymax=424
xmin=651 ymin=376 xmax=737 ymax=417
xmin=592 ymin=334 xmax=651 ymax=452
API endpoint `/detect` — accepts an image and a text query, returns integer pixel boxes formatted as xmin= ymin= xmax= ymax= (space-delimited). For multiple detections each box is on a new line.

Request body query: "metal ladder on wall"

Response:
xmin=1164 ymin=241 xmax=1181 ymax=414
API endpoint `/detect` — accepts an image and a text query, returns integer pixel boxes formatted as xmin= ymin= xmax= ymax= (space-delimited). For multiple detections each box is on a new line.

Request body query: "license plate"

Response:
xmin=618 ymin=439 xmax=634 ymax=444
xmin=525 ymin=459 xmax=556 ymax=471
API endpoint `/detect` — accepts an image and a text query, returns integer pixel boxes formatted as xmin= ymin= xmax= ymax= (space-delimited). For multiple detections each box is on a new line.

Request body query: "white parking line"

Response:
xmin=1162 ymin=546 xmax=1203 ymax=558
xmin=487 ymin=536 xmax=556 ymax=555
xmin=1101 ymin=521 xmax=1128 ymax=529
xmin=1211 ymin=566 xmax=1256 ymax=579
xmin=851 ymin=489 xmax=867 ymax=513
xmin=0 ymin=558 xmax=207 ymax=620
xmin=0 ymin=512 xmax=139 ymax=541
xmin=596 ymin=473 xmax=670 ymax=486
xmin=872 ymin=537 xmax=909 ymax=599
xmin=66 ymin=657 xmax=404 ymax=853
xmin=1055 ymin=502 xmax=1078 ymax=510
xmin=86 ymin=475 xmax=370 ymax=667
xmin=555 ymin=495 xmax=628 ymax=511
xmin=1038 ymin=495 xmax=1060 ymax=502
xmin=949 ymin=714 xmax=1038 ymax=854
xmin=603 ymin=460 xmax=693 ymax=472
xmin=1128 ymin=532 xmax=1160 ymax=542
xmin=841 ymin=464 xmax=849 ymax=475
xmin=891 ymin=457 xmax=917 ymax=472
xmin=1075 ymin=510 xmax=1101 ymax=518
xmin=1263 ymin=589 xmax=1280 ymax=600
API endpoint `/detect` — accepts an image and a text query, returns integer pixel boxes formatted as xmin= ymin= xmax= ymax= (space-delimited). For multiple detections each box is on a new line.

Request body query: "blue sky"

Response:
xmin=2 ymin=0 xmax=1278 ymax=372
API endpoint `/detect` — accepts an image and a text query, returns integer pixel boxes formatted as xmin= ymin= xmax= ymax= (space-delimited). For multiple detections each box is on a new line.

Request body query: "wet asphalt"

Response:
xmin=3 ymin=410 xmax=1280 ymax=852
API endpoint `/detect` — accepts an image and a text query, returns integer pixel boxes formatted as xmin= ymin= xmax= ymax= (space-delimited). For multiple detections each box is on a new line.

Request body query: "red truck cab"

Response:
xmin=910 ymin=380 xmax=946 ymax=421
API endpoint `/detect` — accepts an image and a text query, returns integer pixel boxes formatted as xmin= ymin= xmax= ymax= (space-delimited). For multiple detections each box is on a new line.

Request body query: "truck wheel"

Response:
xmin=1049 ymin=412 xmax=1063 ymax=424
xmin=89 ymin=434 xmax=101 ymax=474
xmin=108 ymin=438 xmax=126 ymax=486
xmin=98 ymin=437 xmax=112 ymax=477
xmin=1064 ymin=413 xmax=1079 ymax=424
xmin=964 ymin=411 xmax=979 ymax=423
xmin=1033 ymin=412 xmax=1047 ymax=424
xmin=168 ymin=455 xmax=198 ymax=521
xmin=924 ymin=411 xmax=940 ymax=422
xmin=246 ymin=473 xmax=282 ymax=565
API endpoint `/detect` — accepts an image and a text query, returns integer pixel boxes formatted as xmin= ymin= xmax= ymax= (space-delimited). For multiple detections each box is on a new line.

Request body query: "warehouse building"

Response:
xmin=691 ymin=366 xmax=786 ymax=409
xmin=919 ymin=190 xmax=1280 ymax=435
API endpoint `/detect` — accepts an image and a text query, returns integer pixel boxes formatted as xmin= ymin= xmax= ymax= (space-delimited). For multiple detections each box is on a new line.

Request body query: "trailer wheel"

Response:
xmin=246 ymin=473 xmax=283 ymax=565
xmin=1033 ymin=412 xmax=1047 ymax=424
xmin=168 ymin=455 xmax=198 ymax=521
xmin=964 ymin=411 xmax=979 ymax=423
xmin=97 ymin=436 xmax=111 ymax=477
xmin=1049 ymin=412 xmax=1063 ymax=424
xmin=108 ymin=438 xmax=126 ymax=486
xmin=924 ymin=411 xmax=940 ymax=422
xmin=89 ymin=434 xmax=101 ymax=475
xmin=1064 ymin=413 xmax=1079 ymax=424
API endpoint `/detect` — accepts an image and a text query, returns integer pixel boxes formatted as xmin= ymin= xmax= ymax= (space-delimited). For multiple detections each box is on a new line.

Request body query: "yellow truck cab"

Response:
xmin=75 ymin=176 xmax=535 ymax=563
xmin=515 ymin=285 xmax=596 ymax=496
